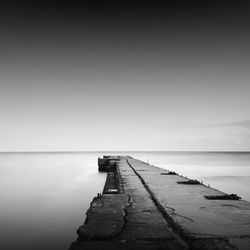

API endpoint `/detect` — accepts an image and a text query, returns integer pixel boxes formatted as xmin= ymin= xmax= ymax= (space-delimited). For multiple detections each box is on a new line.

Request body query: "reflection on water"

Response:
xmin=0 ymin=151 xmax=249 ymax=250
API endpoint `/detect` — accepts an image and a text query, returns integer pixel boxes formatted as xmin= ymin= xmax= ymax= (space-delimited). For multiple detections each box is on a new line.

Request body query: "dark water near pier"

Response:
xmin=0 ymin=151 xmax=249 ymax=250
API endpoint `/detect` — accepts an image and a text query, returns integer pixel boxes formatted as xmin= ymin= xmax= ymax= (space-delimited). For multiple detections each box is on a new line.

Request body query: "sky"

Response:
xmin=0 ymin=1 xmax=250 ymax=151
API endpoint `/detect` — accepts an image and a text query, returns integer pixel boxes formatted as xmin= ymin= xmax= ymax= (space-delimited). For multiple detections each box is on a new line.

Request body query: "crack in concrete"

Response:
xmin=116 ymin=194 xmax=131 ymax=238
xmin=164 ymin=205 xmax=194 ymax=223
xmin=190 ymin=234 xmax=250 ymax=240
xmin=190 ymin=233 xmax=237 ymax=238
xmin=227 ymin=235 xmax=250 ymax=239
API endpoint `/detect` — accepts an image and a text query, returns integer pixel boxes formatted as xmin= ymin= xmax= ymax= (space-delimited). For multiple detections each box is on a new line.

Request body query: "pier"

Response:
xmin=70 ymin=156 xmax=250 ymax=250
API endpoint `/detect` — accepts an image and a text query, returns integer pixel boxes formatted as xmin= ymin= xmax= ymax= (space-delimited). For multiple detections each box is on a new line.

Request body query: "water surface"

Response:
xmin=0 ymin=151 xmax=249 ymax=250
xmin=0 ymin=152 xmax=106 ymax=250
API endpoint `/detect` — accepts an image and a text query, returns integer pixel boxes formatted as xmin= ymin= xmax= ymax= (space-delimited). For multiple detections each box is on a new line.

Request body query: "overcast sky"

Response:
xmin=0 ymin=1 xmax=250 ymax=151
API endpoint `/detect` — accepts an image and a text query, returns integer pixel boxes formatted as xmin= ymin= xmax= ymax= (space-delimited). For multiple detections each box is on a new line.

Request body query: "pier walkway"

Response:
xmin=70 ymin=156 xmax=250 ymax=250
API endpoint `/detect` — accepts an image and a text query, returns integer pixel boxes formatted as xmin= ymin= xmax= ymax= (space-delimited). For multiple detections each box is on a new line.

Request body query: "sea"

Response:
xmin=0 ymin=151 xmax=249 ymax=250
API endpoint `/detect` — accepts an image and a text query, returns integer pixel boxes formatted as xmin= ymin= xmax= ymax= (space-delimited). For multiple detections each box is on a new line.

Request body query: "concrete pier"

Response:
xmin=70 ymin=156 xmax=250 ymax=250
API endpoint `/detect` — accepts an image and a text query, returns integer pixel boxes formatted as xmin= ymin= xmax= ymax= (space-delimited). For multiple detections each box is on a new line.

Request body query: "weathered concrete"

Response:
xmin=126 ymin=157 xmax=250 ymax=250
xmin=77 ymin=194 xmax=128 ymax=240
xmin=70 ymin=156 xmax=250 ymax=250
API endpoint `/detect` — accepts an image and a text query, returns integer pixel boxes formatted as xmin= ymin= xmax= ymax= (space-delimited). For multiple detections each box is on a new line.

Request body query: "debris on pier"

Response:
xmin=177 ymin=179 xmax=201 ymax=185
xmin=204 ymin=193 xmax=241 ymax=200
xmin=161 ymin=171 xmax=178 ymax=175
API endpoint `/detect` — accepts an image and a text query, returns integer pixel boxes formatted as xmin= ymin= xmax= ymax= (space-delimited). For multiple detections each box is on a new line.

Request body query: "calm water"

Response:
xmin=0 ymin=151 xmax=249 ymax=250
xmin=0 ymin=152 xmax=106 ymax=250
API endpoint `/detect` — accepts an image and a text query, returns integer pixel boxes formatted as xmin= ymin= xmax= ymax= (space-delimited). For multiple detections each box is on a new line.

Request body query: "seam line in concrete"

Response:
xmin=126 ymin=158 xmax=191 ymax=243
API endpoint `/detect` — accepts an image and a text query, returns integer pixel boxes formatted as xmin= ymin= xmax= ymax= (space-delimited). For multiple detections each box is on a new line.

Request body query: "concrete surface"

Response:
xmin=127 ymin=157 xmax=250 ymax=249
xmin=70 ymin=156 xmax=250 ymax=250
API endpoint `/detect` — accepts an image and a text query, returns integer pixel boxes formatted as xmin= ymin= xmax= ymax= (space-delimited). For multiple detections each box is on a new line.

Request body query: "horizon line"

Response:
xmin=0 ymin=150 xmax=250 ymax=154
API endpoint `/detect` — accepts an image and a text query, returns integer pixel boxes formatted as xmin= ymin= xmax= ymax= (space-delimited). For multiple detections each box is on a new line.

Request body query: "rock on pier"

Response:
xmin=70 ymin=156 xmax=250 ymax=250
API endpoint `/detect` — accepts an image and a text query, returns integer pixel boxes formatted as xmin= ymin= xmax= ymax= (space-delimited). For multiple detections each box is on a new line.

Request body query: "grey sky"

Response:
xmin=0 ymin=2 xmax=249 ymax=151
